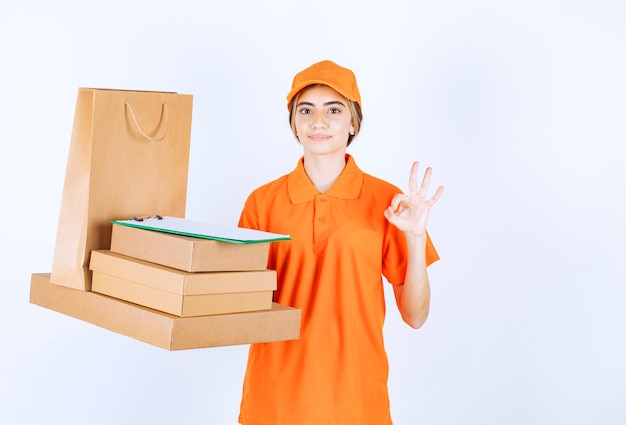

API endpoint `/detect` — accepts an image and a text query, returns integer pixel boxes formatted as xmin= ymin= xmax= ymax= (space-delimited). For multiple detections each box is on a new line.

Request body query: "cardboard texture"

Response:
xmin=51 ymin=88 xmax=193 ymax=291
xmin=110 ymin=224 xmax=270 ymax=272
xmin=89 ymin=250 xmax=276 ymax=317
xmin=30 ymin=273 xmax=301 ymax=350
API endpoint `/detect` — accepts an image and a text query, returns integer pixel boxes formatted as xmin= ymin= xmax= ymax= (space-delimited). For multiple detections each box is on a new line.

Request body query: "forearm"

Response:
xmin=396 ymin=234 xmax=431 ymax=329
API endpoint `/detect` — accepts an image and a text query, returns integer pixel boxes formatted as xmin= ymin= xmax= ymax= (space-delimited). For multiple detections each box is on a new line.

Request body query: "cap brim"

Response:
xmin=286 ymin=80 xmax=359 ymax=109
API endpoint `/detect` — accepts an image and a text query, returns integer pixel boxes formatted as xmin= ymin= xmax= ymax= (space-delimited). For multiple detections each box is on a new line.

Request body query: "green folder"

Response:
xmin=111 ymin=216 xmax=290 ymax=244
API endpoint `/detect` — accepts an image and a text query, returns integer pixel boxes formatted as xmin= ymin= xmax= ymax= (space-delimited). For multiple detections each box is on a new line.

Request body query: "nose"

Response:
xmin=312 ymin=112 xmax=328 ymax=129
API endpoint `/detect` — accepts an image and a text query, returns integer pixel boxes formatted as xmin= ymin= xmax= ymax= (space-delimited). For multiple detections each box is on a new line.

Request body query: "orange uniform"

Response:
xmin=238 ymin=155 xmax=439 ymax=425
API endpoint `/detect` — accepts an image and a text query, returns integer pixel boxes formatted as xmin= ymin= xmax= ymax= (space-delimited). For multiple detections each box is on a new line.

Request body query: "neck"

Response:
xmin=302 ymin=152 xmax=348 ymax=193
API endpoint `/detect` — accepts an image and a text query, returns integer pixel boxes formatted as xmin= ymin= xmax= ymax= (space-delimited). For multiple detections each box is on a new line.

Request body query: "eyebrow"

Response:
xmin=296 ymin=100 xmax=347 ymax=108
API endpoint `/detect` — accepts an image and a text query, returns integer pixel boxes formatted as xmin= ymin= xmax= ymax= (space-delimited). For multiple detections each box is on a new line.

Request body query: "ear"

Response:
xmin=349 ymin=124 xmax=355 ymax=136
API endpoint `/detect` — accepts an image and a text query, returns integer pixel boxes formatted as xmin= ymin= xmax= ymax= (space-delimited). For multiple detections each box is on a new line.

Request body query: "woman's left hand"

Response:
xmin=384 ymin=162 xmax=444 ymax=238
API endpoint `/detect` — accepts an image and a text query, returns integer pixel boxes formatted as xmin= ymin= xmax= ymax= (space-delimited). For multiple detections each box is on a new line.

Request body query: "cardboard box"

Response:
xmin=110 ymin=223 xmax=270 ymax=272
xmin=29 ymin=273 xmax=301 ymax=350
xmin=89 ymin=250 xmax=276 ymax=317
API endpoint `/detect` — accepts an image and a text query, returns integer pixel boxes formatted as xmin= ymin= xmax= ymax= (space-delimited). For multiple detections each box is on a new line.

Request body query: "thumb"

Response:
xmin=384 ymin=205 xmax=396 ymax=222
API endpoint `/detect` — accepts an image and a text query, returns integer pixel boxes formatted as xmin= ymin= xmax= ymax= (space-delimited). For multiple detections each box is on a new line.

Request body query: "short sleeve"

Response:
xmin=238 ymin=192 xmax=259 ymax=230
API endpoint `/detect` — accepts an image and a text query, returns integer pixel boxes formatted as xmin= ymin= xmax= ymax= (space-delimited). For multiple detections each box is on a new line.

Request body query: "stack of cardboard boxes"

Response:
xmin=91 ymin=223 xmax=278 ymax=318
xmin=30 ymin=222 xmax=301 ymax=350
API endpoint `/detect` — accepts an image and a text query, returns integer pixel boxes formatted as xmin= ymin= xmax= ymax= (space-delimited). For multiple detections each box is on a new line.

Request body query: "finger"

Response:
xmin=408 ymin=161 xmax=419 ymax=194
xmin=428 ymin=185 xmax=445 ymax=204
xmin=389 ymin=193 xmax=407 ymax=213
xmin=417 ymin=166 xmax=433 ymax=197
xmin=383 ymin=205 xmax=394 ymax=220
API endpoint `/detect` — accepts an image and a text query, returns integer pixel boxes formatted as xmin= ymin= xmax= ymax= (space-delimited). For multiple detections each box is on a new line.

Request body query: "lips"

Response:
xmin=309 ymin=134 xmax=331 ymax=141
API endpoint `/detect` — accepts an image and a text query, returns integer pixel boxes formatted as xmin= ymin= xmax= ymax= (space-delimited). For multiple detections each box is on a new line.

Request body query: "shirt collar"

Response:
xmin=288 ymin=154 xmax=364 ymax=204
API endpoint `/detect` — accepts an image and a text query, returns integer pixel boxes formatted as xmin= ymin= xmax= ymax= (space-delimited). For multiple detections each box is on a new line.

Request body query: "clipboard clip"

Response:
xmin=130 ymin=215 xmax=163 ymax=222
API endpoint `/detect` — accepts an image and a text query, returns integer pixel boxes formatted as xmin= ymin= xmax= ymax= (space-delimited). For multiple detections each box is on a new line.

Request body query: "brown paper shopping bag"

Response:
xmin=50 ymin=88 xmax=193 ymax=291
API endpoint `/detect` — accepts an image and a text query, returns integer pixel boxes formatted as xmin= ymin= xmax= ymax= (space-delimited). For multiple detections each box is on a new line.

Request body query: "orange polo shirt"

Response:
xmin=238 ymin=155 xmax=438 ymax=425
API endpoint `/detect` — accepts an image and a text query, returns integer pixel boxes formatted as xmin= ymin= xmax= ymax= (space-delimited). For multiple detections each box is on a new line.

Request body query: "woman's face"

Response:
xmin=293 ymin=85 xmax=355 ymax=158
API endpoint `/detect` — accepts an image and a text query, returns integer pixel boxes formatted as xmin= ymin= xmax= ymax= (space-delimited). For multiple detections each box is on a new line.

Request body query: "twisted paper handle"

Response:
xmin=125 ymin=101 xmax=169 ymax=142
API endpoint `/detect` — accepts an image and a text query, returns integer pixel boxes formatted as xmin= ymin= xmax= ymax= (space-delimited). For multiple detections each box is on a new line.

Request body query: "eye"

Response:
xmin=298 ymin=107 xmax=312 ymax=115
xmin=328 ymin=107 xmax=341 ymax=114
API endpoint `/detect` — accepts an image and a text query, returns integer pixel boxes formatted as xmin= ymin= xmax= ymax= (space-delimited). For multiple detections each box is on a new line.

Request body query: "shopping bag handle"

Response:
xmin=125 ymin=102 xmax=169 ymax=142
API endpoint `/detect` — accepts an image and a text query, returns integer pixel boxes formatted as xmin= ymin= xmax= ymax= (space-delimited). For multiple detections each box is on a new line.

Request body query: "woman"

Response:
xmin=238 ymin=60 xmax=443 ymax=425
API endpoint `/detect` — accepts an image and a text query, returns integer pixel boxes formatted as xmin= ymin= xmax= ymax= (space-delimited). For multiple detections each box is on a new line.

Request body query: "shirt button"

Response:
xmin=320 ymin=198 xmax=327 ymax=202
xmin=318 ymin=217 xmax=325 ymax=222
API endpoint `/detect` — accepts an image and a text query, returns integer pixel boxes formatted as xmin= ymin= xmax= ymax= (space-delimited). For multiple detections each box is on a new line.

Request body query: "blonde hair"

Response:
xmin=288 ymin=85 xmax=363 ymax=147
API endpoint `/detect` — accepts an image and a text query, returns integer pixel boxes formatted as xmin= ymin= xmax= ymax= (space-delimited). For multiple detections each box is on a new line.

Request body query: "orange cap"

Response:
xmin=286 ymin=60 xmax=361 ymax=111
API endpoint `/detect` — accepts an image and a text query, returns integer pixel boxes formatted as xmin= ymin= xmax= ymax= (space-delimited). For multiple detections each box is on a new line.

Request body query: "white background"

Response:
xmin=2 ymin=1 xmax=625 ymax=424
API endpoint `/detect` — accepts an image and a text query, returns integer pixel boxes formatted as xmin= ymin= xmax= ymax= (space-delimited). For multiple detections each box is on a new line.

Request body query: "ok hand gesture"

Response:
xmin=384 ymin=162 xmax=444 ymax=238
